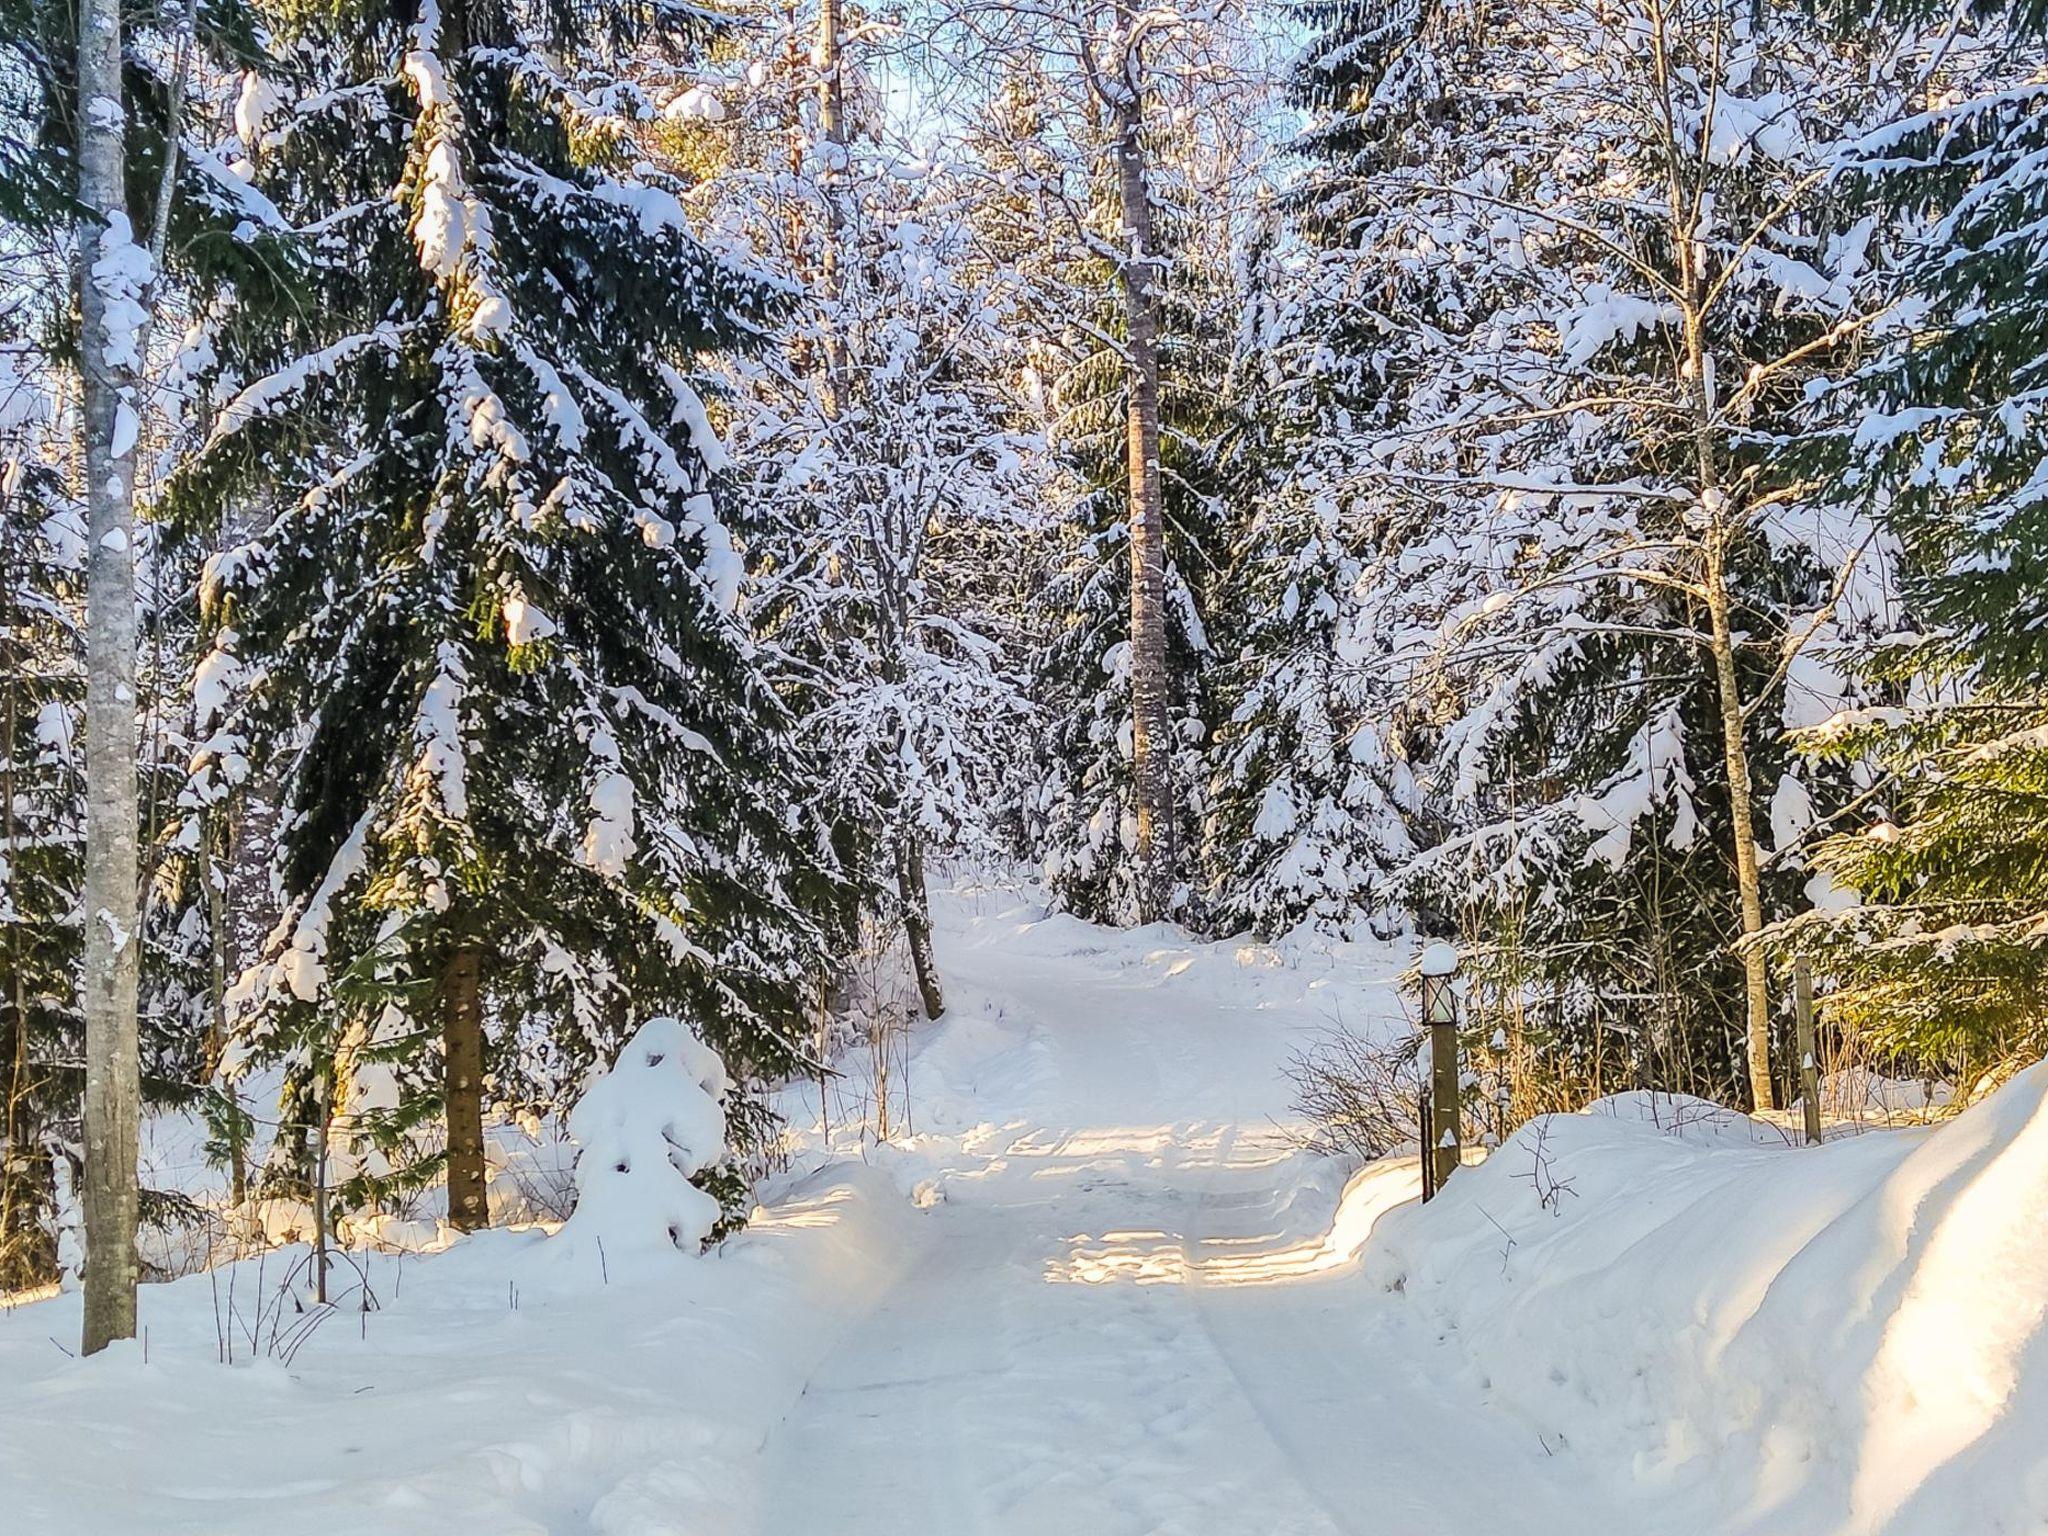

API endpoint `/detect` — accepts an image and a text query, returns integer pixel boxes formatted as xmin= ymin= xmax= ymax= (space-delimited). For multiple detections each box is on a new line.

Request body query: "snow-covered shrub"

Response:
xmin=556 ymin=1018 xmax=732 ymax=1266
xmin=1582 ymin=1090 xmax=1790 ymax=1147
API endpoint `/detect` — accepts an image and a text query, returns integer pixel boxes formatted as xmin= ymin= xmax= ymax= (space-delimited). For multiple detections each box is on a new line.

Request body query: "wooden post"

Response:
xmin=1794 ymin=957 xmax=1822 ymax=1147
xmin=1420 ymin=944 xmax=1461 ymax=1191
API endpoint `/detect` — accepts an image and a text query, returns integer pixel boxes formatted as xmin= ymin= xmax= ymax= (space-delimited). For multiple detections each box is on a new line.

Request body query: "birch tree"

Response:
xmin=909 ymin=0 xmax=1259 ymax=926
xmin=75 ymin=0 xmax=145 ymax=1351
xmin=681 ymin=2 xmax=1040 ymax=1020
xmin=1104 ymin=1 xmax=1174 ymax=924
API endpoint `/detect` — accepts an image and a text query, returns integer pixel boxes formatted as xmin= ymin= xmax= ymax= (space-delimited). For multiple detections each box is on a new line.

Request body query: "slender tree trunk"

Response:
xmin=204 ymin=813 xmax=246 ymax=1206
xmin=2 ymin=742 xmax=58 ymax=1291
xmin=1 ymin=518 xmax=61 ymax=1291
xmin=815 ymin=0 xmax=849 ymax=409
xmin=1 ymin=640 xmax=34 ymax=1286
xmin=896 ymin=835 xmax=945 ymax=1020
xmin=1112 ymin=49 xmax=1174 ymax=925
xmin=1663 ymin=79 xmax=1776 ymax=1110
xmin=77 ymin=0 xmax=145 ymax=1354
xmin=441 ymin=944 xmax=488 ymax=1231
xmin=310 ymin=1070 xmax=330 ymax=1303
xmin=1657 ymin=12 xmax=1771 ymax=1112
xmin=4 ymin=914 xmax=57 ymax=1289
xmin=1793 ymin=956 xmax=1822 ymax=1145
xmin=1703 ymin=535 xmax=1775 ymax=1110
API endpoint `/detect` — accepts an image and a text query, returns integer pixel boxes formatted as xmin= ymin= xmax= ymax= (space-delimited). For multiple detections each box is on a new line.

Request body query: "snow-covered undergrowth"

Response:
xmin=123 ymin=1085 xmax=590 ymax=1276
xmin=0 ymin=1009 xmax=917 ymax=1536
xmin=552 ymin=1015 xmax=733 ymax=1272
xmin=1355 ymin=1074 xmax=2048 ymax=1536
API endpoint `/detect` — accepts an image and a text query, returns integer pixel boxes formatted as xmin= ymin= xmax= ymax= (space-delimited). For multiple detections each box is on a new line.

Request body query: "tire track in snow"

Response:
xmin=753 ymin=1139 xmax=1368 ymax=1536
xmin=1184 ymin=1180 xmax=1628 ymax=1536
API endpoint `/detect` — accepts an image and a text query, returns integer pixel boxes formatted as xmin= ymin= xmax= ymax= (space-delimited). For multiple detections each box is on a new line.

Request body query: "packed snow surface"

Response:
xmin=2 ymin=878 xmax=2043 ymax=1534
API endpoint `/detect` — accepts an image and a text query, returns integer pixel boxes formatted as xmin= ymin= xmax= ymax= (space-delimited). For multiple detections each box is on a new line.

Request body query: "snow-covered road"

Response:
xmin=12 ymin=879 xmax=2023 ymax=1535
xmin=753 ymin=888 xmax=1609 ymax=1536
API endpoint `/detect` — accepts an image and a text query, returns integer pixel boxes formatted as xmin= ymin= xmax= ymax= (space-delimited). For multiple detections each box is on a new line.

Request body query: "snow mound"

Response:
xmin=1582 ymin=1088 xmax=1790 ymax=1146
xmin=1818 ymin=1066 xmax=1955 ymax=1121
xmin=1356 ymin=1065 xmax=2048 ymax=1536
xmin=554 ymin=1017 xmax=731 ymax=1272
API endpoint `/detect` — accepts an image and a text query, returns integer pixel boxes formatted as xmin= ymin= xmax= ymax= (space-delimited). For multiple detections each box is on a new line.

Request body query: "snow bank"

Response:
xmin=1356 ymin=1065 xmax=2048 ymax=1535
xmin=0 ymin=1158 xmax=920 ymax=1536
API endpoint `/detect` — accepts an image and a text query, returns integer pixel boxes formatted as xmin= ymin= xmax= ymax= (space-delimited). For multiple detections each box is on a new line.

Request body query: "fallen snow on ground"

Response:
xmin=2 ymin=876 xmax=2043 ymax=1535
xmin=753 ymin=882 xmax=1606 ymax=1536
xmin=1363 ymin=1066 xmax=2048 ymax=1536
xmin=0 ymin=1161 xmax=919 ymax=1535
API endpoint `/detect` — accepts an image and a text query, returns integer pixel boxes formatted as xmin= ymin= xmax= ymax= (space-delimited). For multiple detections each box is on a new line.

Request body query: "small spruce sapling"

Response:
xmin=555 ymin=1017 xmax=733 ymax=1271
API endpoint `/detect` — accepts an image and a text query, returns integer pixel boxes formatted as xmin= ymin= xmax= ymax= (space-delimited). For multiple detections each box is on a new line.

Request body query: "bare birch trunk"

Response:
xmin=1652 ymin=1 xmax=1772 ymax=1112
xmin=1112 ymin=41 xmax=1174 ymax=925
xmin=76 ymin=0 xmax=144 ymax=1354
xmin=1685 ymin=307 xmax=1775 ymax=1112
xmin=441 ymin=944 xmax=488 ymax=1231
xmin=1704 ymin=532 xmax=1776 ymax=1110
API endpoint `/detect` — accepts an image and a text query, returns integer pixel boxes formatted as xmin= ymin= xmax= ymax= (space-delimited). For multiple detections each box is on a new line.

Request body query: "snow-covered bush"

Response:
xmin=556 ymin=1019 xmax=733 ymax=1266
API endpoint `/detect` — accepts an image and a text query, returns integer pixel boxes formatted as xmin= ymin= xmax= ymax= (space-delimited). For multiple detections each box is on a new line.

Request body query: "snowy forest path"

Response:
xmin=752 ymin=888 xmax=1616 ymax=1535
xmin=754 ymin=1150 xmax=1369 ymax=1536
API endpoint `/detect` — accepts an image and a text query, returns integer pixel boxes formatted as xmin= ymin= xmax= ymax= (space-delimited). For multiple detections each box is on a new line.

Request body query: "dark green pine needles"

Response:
xmin=162 ymin=0 xmax=845 ymax=1214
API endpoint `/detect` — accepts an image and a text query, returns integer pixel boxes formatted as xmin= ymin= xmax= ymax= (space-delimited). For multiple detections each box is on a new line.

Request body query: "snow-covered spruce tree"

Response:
xmin=1029 ymin=467 xmax=1216 ymax=929
xmin=1199 ymin=77 xmax=1443 ymax=942
xmin=0 ymin=345 xmax=85 ymax=1293
xmin=678 ymin=8 xmax=1040 ymax=1020
xmin=0 ymin=436 xmax=272 ymax=1288
xmin=1277 ymin=0 xmax=1923 ymax=1104
xmin=916 ymin=1 xmax=1265 ymax=925
xmin=1202 ymin=0 xmax=1538 ymax=941
xmin=1782 ymin=22 xmax=2048 ymax=1084
xmin=1203 ymin=450 xmax=1419 ymax=938
xmin=552 ymin=1014 xmax=731 ymax=1267
xmin=161 ymin=0 xmax=838 ymax=1231
xmin=1205 ymin=0 xmax=1560 ymax=944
